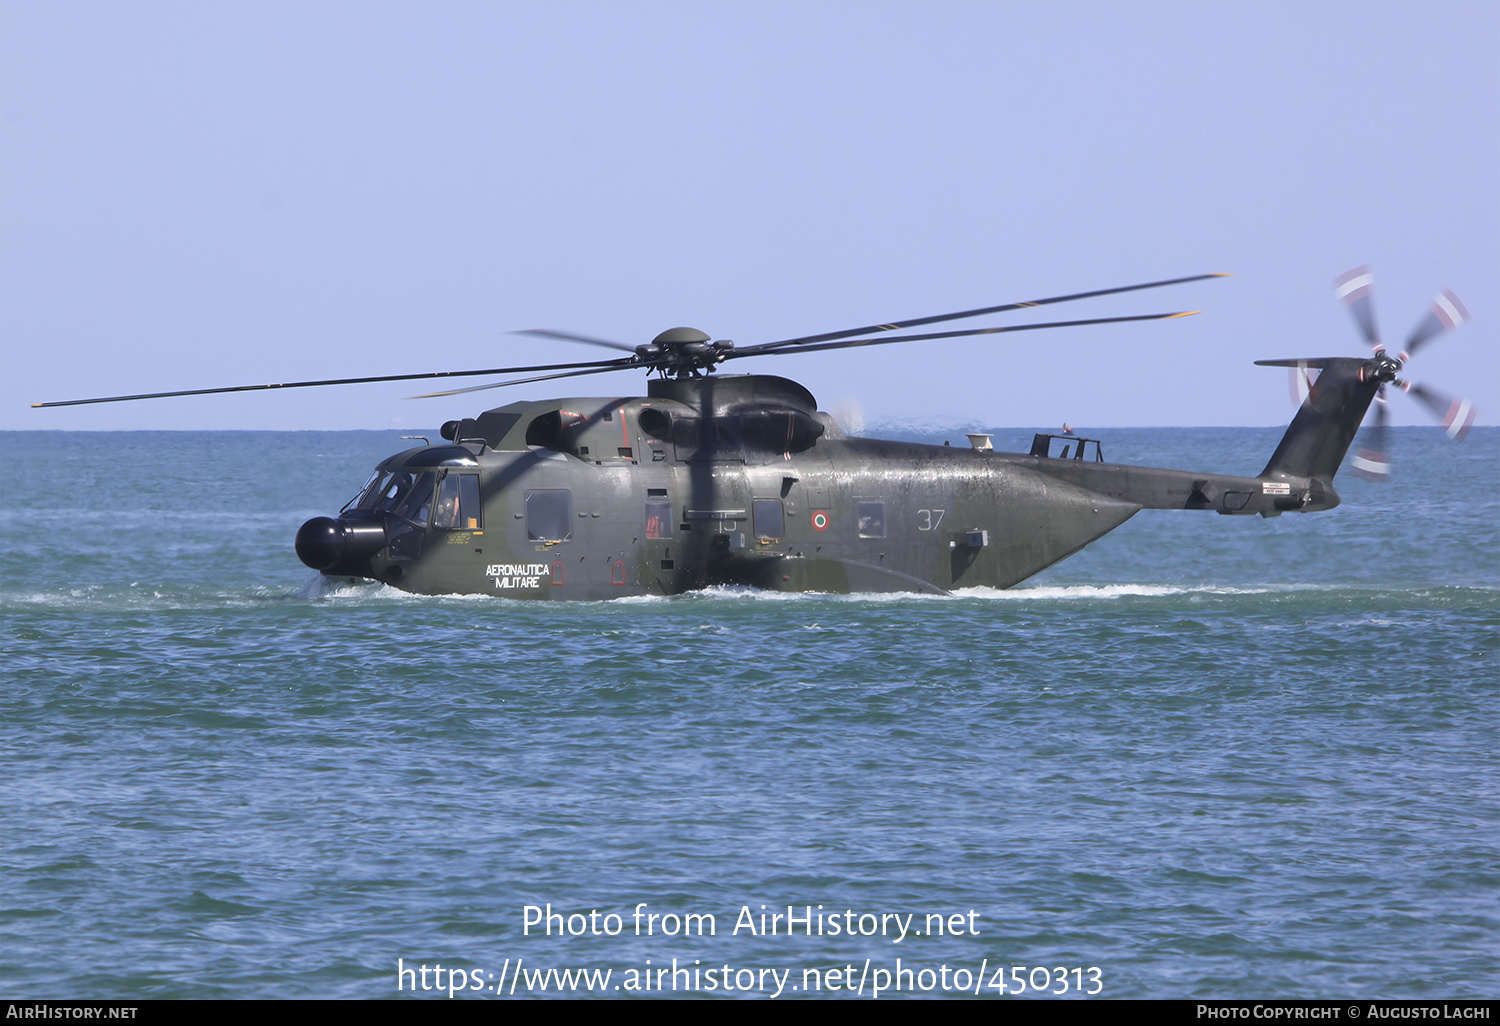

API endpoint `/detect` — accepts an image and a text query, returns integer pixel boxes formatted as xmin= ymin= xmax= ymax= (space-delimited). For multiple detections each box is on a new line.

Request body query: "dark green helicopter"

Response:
xmin=35 ymin=271 xmax=1475 ymax=600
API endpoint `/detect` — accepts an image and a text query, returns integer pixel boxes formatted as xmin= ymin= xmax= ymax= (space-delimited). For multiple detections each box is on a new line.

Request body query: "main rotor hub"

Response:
xmin=638 ymin=326 xmax=735 ymax=377
xmin=651 ymin=327 xmax=711 ymax=346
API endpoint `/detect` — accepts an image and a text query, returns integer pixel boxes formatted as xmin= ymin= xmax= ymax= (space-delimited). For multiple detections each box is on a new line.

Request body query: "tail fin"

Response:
xmin=1255 ymin=357 xmax=1379 ymax=481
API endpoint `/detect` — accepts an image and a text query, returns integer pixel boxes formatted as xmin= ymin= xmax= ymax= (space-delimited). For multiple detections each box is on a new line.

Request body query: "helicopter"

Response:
xmin=33 ymin=271 xmax=1476 ymax=601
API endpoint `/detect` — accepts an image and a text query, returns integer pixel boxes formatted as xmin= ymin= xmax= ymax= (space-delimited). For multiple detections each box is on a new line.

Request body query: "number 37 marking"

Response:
xmin=917 ymin=509 xmax=945 ymax=531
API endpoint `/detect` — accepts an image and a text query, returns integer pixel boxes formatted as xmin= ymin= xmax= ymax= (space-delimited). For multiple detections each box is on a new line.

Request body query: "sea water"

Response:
xmin=1 ymin=427 xmax=1496 ymax=999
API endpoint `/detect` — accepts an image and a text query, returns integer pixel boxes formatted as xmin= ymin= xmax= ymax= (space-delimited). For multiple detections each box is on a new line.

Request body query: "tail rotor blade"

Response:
xmin=1405 ymin=383 xmax=1477 ymax=441
xmin=1287 ymin=360 xmax=1319 ymax=407
xmin=1334 ymin=266 xmax=1381 ymax=351
xmin=1399 ymin=289 xmax=1468 ymax=361
xmin=1351 ymin=388 xmax=1391 ymax=482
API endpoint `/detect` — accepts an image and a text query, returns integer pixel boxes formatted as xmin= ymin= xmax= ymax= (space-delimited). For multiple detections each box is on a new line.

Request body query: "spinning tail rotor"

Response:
xmin=1329 ymin=267 xmax=1474 ymax=481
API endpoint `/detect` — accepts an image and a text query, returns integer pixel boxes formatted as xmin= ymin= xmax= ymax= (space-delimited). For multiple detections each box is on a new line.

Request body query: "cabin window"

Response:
xmin=434 ymin=473 xmax=483 ymax=531
xmin=753 ymin=499 xmax=784 ymax=541
xmin=526 ymin=489 xmax=572 ymax=542
xmin=645 ymin=501 xmax=672 ymax=539
xmin=856 ymin=500 xmax=886 ymax=539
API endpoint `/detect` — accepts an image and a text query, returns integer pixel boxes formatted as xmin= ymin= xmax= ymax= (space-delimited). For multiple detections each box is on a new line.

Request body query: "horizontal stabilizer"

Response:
xmin=1255 ymin=358 xmax=1343 ymax=369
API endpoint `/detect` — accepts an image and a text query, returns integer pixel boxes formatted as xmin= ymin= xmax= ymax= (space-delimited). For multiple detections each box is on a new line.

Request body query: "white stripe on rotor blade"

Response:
xmin=1335 ymin=272 xmax=1374 ymax=301
xmin=1433 ymin=291 xmax=1466 ymax=330
xmin=1351 ymin=454 xmax=1390 ymax=475
xmin=1445 ymin=399 xmax=1474 ymax=438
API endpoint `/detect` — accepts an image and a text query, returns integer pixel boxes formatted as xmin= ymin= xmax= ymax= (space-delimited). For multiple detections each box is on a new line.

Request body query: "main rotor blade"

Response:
xmin=1334 ymin=266 xmax=1381 ymax=351
xmin=1400 ymin=289 xmax=1468 ymax=360
xmin=511 ymin=329 xmax=638 ymax=353
xmin=728 ymin=311 xmax=1199 ymax=359
xmin=31 ymin=357 xmax=634 ymax=408
xmin=409 ymin=362 xmax=637 ymax=399
xmin=752 ymin=273 xmax=1229 ymax=351
xmin=1404 ymin=383 xmax=1477 ymax=441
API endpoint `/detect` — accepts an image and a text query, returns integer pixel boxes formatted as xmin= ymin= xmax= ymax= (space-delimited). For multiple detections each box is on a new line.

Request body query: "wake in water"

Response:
xmin=1 ymin=581 xmax=309 ymax=613
xmin=6 ymin=574 xmax=1491 ymax=613
xmin=964 ymin=582 xmax=1311 ymax=600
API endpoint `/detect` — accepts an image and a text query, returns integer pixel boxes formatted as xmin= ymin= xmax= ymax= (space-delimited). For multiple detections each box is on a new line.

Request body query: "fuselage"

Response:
xmin=296 ymin=373 xmax=1345 ymax=599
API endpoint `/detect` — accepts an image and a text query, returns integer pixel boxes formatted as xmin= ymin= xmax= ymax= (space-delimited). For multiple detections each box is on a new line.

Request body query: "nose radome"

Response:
xmin=296 ymin=517 xmax=387 ymax=572
xmin=295 ymin=517 xmax=343 ymax=570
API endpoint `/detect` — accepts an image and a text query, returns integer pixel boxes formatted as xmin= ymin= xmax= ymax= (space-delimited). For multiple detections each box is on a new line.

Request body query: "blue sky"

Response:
xmin=3 ymin=2 xmax=1496 ymax=431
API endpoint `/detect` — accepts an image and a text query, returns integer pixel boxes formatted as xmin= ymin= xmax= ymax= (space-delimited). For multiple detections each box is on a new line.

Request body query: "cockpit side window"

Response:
xmin=434 ymin=474 xmax=483 ymax=531
xmin=433 ymin=475 xmax=459 ymax=530
xmin=459 ymin=476 xmax=482 ymax=529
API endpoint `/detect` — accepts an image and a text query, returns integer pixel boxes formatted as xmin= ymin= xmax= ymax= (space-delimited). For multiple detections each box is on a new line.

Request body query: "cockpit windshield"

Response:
xmin=366 ymin=470 xmax=437 ymax=524
xmin=392 ymin=472 xmax=436 ymax=524
xmin=371 ymin=472 xmax=410 ymax=511
xmin=352 ymin=471 xmax=388 ymax=510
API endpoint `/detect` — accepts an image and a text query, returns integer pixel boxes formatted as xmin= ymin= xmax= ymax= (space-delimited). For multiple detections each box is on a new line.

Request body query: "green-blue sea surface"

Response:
xmin=2 ymin=427 xmax=1496 ymax=999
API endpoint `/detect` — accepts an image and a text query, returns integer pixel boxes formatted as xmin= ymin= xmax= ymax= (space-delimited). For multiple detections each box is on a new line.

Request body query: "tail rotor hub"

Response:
xmin=1368 ymin=352 xmax=1402 ymax=383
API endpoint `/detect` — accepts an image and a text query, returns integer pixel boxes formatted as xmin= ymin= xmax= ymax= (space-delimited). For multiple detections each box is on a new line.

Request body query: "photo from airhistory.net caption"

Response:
xmin=402 ymin=901 xmax=1094 ymax=998
xmin=4 ymin=1001 xmax=1496 ymax=1015
xmin=5 ymin=903 xmax=1494 ymax=1005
